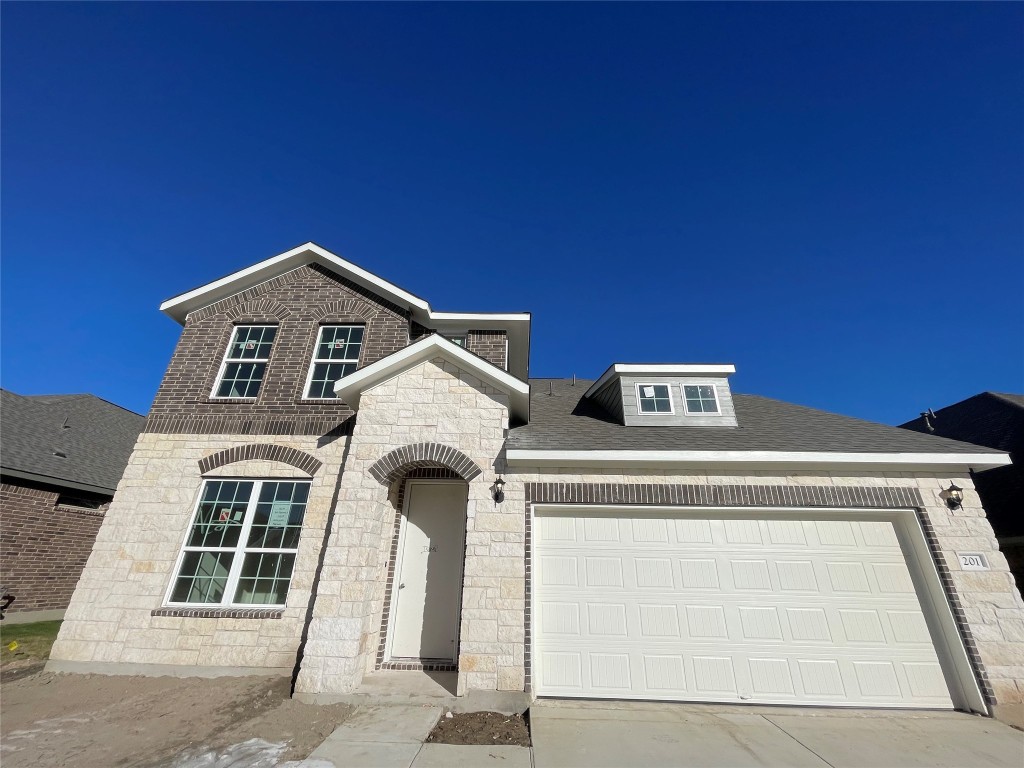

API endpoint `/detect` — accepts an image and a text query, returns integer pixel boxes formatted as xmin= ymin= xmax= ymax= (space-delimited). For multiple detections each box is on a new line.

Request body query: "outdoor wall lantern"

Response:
xmin=942 ymin=482 xmax=964 ymax=510
xmin=492 ymin=476 xmax=506 ymax=503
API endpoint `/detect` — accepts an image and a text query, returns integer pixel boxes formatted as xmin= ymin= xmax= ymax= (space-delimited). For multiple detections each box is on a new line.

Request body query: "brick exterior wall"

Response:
xmin=0 ymin=480 xmax=108 ymax=614
xmin=411 ymin=323 xmax=508 ymax=371
xmin=146 ymin=264 xmax=411 ymax=436
xmin=467 ymin=331 xmax=508 ymax=370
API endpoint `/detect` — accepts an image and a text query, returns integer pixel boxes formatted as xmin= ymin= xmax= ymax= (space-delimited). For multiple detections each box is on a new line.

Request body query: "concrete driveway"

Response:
xmin=530 ymin=700 xmax=1024 ymax=768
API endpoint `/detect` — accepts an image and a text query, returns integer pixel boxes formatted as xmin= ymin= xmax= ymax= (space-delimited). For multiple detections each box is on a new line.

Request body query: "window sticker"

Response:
xmin=643 ymin=386 xmax=655 ymax=398
xmin=268 ymin=501 xmax=292 ymax=527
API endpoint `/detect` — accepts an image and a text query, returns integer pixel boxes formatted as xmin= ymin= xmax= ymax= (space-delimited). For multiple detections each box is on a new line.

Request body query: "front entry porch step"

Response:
xmin=294 ymin=670 xmax=530 ymax=714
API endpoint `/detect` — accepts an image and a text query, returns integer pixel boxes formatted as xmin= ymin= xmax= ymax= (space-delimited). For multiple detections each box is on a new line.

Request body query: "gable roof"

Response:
xmin=158 ymin=242 xmax=532 ymax=379
xmin=1 ymin=390 xmax=146 ymax=494
xmin=333 ymin=334 xmax=530 ymax=422
xmin=507 ymin=379 xmax=1009 ymax=471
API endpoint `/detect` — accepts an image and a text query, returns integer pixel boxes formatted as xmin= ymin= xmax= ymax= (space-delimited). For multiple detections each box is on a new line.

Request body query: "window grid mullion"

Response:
xmin=222 ymin=480 xmax=263 ymax=604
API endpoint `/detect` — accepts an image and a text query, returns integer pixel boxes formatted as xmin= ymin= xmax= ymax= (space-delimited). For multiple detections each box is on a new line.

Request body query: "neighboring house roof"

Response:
xmin=507 ymin=379 xmax=1009 ymax=470
xmin=1 ymin=390 xmax=146 ymax=495
xmin=158 ymin=242 xmax=532 ymax=380
xmin=899 ymin=391 xmax=1024 ymax=536
xmin=334 ymin=334 xmax=530 ymax=422
xmin=901 ymin=392 xmax=1024 ymax=455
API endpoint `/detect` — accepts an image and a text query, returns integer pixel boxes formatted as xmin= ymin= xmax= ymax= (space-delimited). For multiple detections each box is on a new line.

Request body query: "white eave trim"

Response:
xmin=505 ymin=449 xmax=1012 ymax=472
xmin=584 ymin=363 xmax=737 ymax=397
xmin=334 ymin=334 xmax=530 ymax=421
xmin=160 ymin=242 xmax=431 ymax=322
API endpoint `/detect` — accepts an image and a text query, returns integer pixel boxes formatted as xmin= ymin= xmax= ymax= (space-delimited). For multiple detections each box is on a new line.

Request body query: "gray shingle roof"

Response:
xmin=510 ymin=379 xmax=1000 ymax=455
xmin=1 ymin=390 xmax=146 ymax=492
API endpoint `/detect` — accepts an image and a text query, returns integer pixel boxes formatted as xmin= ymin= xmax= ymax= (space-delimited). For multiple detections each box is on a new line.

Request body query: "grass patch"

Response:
xmin=0 ymin=620 xmax=62 ymax=666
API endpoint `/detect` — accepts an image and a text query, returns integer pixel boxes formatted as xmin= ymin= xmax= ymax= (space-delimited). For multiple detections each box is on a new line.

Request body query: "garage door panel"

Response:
xmin=535 ymin=594 xmax=941 ymax=650
xmin=536 ymin=645 xmax=954 ymax=707
xmin=534 ymin=512 xmax=954 ymax=709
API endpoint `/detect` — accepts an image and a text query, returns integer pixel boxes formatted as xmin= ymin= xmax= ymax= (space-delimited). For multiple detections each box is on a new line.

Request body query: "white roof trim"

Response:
xmin=505 ymin=449 xmax=1011 ymax=472
xmin=160 ymin=242 xmax=431 ymax=321
xmin=585 ymin=363 xmax=737 ymax=397
xmin=334 ymin=334 xmax=530 ymax=421
xmin=158 ymin=242 xmax=533 ymax=379
xmin=430 ymin=312 xmax=531 ymax=323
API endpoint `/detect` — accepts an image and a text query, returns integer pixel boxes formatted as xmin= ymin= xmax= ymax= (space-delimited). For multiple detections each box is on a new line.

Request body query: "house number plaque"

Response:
xmin=958 ymin=553 xmax=989 ymax=571
xmin=421 ymin=544 xmax=438 ymax=554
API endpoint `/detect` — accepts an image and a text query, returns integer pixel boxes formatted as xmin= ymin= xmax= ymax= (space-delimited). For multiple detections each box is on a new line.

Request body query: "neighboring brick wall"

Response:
xmin=0 ymin=480 xmax=107 ymax=613
xmin=146 ymin=263 xmax=411 ymax=435
xmin=467 ymin=331 xmax=508 ymax=371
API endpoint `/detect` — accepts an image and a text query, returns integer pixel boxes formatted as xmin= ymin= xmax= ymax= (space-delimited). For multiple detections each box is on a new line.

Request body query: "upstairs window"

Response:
xmin=683 ymin=384 xmax=720 ymax=414
xmin=305 ymin=325 xmax=364 ymax=399
xmin=213 ymin=326 xmax=277 ymax=399
xmin=637 ymin=383 xmax=674 ymax=414
xmin=167 ymin=479 xmax=310 ymax=607
xmin=447 ymin=335 xmax=467 ymax=347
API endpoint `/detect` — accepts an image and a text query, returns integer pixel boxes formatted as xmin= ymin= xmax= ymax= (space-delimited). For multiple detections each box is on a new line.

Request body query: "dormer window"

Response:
xmin=637 ymin=383 xmax=674 ymax=414
xmin=683 ymin=384 xmax=720 ymax=414
xmin=213 ymin=326 xmax=278 ymax=399
xmin=304 ymin=325 xmax=364 ymax=399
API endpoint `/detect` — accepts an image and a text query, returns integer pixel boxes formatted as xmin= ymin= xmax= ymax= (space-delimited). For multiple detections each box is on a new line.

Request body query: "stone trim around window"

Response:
xmin=198 ymin=443 xmax=323 ymax=476
xmin=368 ymin=442 xmax=483 ymax=485
xmin=520 ymin=481 xmax=990 ymax=704
xmin=151 ymin=607 xmax=284 ymax=619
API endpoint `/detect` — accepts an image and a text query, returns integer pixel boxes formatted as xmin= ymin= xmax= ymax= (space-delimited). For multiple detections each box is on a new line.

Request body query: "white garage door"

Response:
xmin=533 ymin=511 xmax=954 ymax=708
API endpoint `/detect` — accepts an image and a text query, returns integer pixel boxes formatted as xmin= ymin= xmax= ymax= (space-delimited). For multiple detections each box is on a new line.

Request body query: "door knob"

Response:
xmin=399 ymin=583 xmax=405 ymax=589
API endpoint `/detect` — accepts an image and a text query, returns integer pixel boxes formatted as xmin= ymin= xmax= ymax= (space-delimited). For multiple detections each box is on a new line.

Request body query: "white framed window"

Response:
xmin=304 ymin=325 xmax=364 ymax=399
xmin=636 ymin=383 xmax=674 ymax=414
xmin=212 ymin=326 xmax=278 ymax=399
xmin=166 ymin=479 xmax=310 ymax=607
xmin=683 ymin=384 xmax=720 ymax=414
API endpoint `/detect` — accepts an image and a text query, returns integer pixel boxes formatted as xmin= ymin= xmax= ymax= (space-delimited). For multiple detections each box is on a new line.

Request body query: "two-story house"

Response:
xmin=49 ymin=243 xmax=1024 ymax=727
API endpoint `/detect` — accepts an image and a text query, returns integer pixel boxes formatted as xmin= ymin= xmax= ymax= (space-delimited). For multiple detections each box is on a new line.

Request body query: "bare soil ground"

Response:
xmin=0 ymin=670 xmax=352 ymax=767
xmin=426 ymin=710 xmax=531 ymax=747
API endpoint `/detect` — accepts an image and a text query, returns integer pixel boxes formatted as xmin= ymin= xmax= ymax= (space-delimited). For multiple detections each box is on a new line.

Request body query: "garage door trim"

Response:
xmin=528 ymin=504 xmax=986 ymax=714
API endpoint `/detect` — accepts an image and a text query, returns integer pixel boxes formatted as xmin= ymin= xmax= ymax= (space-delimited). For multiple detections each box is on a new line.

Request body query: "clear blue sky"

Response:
xmin=2 ymin=3 xmax=1021 ymax=425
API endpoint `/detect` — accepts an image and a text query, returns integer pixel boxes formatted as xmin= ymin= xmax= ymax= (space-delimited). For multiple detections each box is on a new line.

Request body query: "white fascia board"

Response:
xmin=505 ymin=449 xmax=1012 ymax=472
xmin=426 ymin=312 xmax=531 ymax=323
xmin=584 ymin=363 xmax=737 ymax=398
xmin=334 ymin=334 xmax=530 ymax=421
xmin=159 ymin=242 xmax=431 ymax=324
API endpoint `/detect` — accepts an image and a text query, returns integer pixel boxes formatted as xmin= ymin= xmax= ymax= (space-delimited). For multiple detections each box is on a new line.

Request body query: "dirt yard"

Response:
xmin=1 ymin=670 xmax=353 ymax=767
xmin=427 ymin=710 xmax=531 ymax=747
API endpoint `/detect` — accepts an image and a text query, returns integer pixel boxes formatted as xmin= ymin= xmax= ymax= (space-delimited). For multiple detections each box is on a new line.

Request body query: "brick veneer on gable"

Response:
xmin=147 ymin=264 xmax=410 ymax=435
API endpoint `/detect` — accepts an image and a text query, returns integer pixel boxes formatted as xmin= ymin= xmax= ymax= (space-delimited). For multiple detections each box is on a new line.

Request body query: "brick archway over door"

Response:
xmin=368 ymin=442 xmax=482 ymax=485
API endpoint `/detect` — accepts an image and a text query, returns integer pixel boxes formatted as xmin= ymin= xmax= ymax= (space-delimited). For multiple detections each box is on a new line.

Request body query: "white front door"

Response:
xmin=389 ymin=481 xmax=467 ymax=661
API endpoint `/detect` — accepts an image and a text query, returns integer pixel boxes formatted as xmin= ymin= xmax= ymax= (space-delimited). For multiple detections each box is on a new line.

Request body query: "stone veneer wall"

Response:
xmin=294 ymin=357 xmax=515 ymax=697
xmin=501 ymin=468 xmax=1024 ymax=714
xmin=49 ymin=432 xmax=348 ymax=670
